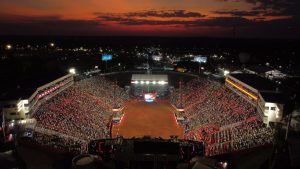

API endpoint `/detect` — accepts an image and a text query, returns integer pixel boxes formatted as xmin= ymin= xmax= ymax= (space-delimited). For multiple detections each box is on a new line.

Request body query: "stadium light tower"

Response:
xmin=69 ymin=68 xmax=76 ymax=74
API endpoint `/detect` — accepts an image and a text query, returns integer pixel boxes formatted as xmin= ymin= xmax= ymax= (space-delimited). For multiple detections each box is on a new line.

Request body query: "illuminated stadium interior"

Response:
xmin=24 ymin=72 xmax=273 ymax=159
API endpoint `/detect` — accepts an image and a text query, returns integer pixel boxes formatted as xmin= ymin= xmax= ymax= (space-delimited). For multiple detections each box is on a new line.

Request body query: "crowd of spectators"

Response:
xmin=28 ymin=131 xmax=87 ymax=154
xmin=171 ymin=77 xmax=273 ymax=156
xmin=32 ymin=75 xmax=128 ymax=153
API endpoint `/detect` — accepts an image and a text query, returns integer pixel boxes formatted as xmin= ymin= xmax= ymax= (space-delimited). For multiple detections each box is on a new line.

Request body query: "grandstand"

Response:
xmin=1 ymin=74 xmax=74 ymax=121
xmin=30 ymin=75 xmax=128 ymax=152
xmin=170 ymin=77 xmax=273 ymax=156
xmin=1 ymin=71 xmax=274 ymax=157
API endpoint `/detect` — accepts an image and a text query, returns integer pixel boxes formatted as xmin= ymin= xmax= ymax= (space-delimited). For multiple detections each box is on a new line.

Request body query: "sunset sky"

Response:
xmin=0 ymin=0 xmax=299 ymax=38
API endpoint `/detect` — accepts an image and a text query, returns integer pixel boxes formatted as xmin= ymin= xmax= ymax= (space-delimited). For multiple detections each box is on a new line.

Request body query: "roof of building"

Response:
xmin=260 ymin=91 xmax=288 ymax=104
xmin=245 ymin=65 xmax=272 ymax=74
xmin=229 ymin=73 xmax=278 ymax=91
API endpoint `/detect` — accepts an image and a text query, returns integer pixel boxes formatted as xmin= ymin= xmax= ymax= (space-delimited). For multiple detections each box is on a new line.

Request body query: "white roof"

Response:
xmin=131 ymin=74 xmax=168 ymax=81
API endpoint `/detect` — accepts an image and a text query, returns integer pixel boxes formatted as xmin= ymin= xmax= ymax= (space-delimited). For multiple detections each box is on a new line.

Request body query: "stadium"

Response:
xmin=7 ymin=71 xmax=274 ymax=168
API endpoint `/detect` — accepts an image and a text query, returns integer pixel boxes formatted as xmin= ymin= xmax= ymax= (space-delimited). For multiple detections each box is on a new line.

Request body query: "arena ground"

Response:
xmin=112 ymin=100 xmax=184 ymax=139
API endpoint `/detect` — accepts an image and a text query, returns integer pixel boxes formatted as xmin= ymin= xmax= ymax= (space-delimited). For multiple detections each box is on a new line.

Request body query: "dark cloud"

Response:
xmin=125 ymin=10 xmax=206 ymax=18
xmin=213 ymin=9 xmax=261 ymax=17
xmin=220 ymin=0 xmax=300 ymax=17
xmin=97 ymin=15 xmax=193 ymax=26
xmin=95 ymin=10 xmax=205 ymax=19
xmin=96 ymin=11 xmax=299 ymax=38
xmin=97 ymin=12 xmax=252 ymax=27
xmin=97 ymin=12 xmax=295 ymax=29
xmin=193 ymin=17 xmax=252 ymax=27
xmin=95 ymin=10 xmax=205 ymax=26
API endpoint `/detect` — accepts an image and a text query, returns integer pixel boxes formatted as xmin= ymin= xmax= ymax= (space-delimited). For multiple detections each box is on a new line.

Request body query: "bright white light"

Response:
xmin=69 ymin=68 xmax=76 ymax=74
xmin=140 ymin=81 xmax=144 ymax=84
xmin=5 ymin=44 xmax=12 ymax=50
xmin=95 ymin=66 xmax=98 ymax=69
xmin=131 ymin=81 xmax=139 ymax=84
xmin=158 ymin=81 xmax=167 ymax=85
xmin=224 ymin=70 xmax=230 ymax=76
xmin=223 ymin=162 xmax=228 ymax=168
xmin=146 ymin=81 xmax=150 ymax=84
xmin=50 ymin=43 xmax=55 ymax=47
xmin=152 ymin=81 xmax=156 ymax=84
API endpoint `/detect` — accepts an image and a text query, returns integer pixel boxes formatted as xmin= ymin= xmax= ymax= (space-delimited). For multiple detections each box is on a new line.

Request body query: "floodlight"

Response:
xmin=224 ymin=70 xmax=230 ymax=76
xmin=69 ymin=68 xmax=76 ymax=74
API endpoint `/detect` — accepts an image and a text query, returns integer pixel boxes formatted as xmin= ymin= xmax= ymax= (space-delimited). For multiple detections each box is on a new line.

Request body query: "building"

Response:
xmin=225 ymin=73 xmax=287 ymax=125
xmin=244 ymin=65 xmax=287 ymax=80
xmin=258 ymin=91 xmax=287 ymax=123
xmin=0 ymin=74 xmax=74 ymax=121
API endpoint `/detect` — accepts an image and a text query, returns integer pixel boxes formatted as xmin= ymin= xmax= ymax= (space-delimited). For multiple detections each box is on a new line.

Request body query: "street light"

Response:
xmin=5 ymin=44 xmax=12 ymax=50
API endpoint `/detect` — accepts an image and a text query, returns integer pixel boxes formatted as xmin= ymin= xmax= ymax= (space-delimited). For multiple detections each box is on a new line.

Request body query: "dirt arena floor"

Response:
xmin=112 ymin=100 xmax=184 ymax=139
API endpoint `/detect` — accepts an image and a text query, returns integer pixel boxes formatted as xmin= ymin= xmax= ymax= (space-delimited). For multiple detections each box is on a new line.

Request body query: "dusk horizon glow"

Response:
xmin=0 ymin=0 xmax=299 ymax=38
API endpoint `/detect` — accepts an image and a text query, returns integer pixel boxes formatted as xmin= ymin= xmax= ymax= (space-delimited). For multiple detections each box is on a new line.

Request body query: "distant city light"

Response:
xmin=50 ymin=43 xmax=55 ymax=47
xmin=5 ymin=44 xmax=12 ymax=50
xmin=69 ymin=68 xmax=76 ymax=74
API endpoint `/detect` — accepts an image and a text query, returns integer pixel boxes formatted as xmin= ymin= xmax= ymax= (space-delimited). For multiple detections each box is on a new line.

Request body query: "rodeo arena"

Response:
xmin=1 ymin=69 xmax=286 ymax=168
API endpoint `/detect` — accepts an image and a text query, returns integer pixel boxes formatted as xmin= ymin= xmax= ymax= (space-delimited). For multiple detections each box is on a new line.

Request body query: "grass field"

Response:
xmin=112 ymin=100 xmax=184 ymax=139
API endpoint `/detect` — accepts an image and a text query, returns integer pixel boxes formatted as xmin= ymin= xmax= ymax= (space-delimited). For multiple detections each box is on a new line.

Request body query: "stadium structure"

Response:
xmin=225 ymin=74 xmax=288 ymax=124
xmin=0 ymin=71 xmax=281 ymax=168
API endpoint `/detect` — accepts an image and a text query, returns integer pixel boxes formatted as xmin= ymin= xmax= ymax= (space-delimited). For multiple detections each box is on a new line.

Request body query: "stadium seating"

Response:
xmin=171 ymin=77 xmax=273 ymax=156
